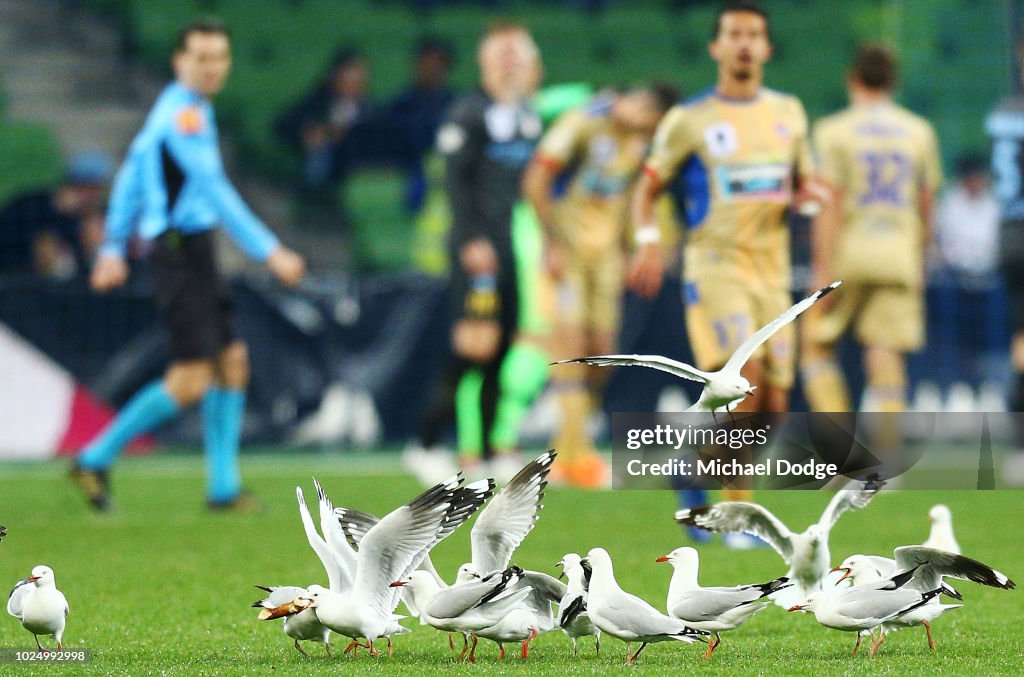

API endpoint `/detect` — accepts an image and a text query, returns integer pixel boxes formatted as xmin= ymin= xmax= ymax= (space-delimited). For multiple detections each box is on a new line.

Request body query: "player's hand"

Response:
xmin=452 ymin=318 xmax=501 ymax=363
xmin=544 ymin=239 xmax=567 ymax=280
xmin=460 ymin=239 xmax=498 ymax=276
xmin=90 ymin=254 xmax=129 ymax=293
xmin=793 ymin=178 xmax=832 ymax=217
xmin=267 ymin=247 xmax=307 ymax=288
xmin=626 ymin=243 xmax=664 ymax=298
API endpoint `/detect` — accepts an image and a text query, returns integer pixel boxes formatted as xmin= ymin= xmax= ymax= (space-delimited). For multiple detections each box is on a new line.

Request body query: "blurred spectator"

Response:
xmin=0 ymin=150 xmax=113 ymax=279
xmin=929 ymin=156 xmax=1008 ymax=395
xmin=388 ymin=36 xmax=457 ymax=213
xmin=274 ymin=48 xmax=375 ymax=201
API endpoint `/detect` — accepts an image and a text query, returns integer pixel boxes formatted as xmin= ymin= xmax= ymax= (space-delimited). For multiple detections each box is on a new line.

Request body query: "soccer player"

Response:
xmin=71 ymin=20 xmax=306 ymax=511
xmin=523 ymin=84 xmax=677 ymax=486
xmin=628 ymin=1 xmax=819 ymax=545
xmin=407 ymin=23 xmax=546 ymax=483
xmin=801 ymin=45 xmax=942 ymax=414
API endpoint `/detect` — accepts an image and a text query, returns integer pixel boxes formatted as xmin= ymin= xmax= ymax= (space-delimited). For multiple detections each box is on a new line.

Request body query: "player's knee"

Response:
xmin=864 ymin=348 xmax=905 ymax=386
xmin=500 ymin=343 xmax=550 ymax=400
xmin=589 ymin=331 xmax=616 ymax=357
xmin=165 ymin=362 xmax=215 ymax=406
xmin=219 ymin=341 xmax=251 ymax=388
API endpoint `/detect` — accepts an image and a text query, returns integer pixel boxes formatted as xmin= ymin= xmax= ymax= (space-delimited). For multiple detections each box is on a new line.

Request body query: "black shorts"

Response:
xmin=151 ymin=230 xmax=236 ymax=361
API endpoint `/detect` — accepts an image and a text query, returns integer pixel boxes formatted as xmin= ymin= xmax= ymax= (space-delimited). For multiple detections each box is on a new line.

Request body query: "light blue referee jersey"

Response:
xmin=100 ymin=81 xmax=279 ymax=260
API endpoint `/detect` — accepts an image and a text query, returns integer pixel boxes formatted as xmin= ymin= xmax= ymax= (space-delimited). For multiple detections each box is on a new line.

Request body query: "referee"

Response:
xmin=72 ymin=19 xmax=306 ymax=511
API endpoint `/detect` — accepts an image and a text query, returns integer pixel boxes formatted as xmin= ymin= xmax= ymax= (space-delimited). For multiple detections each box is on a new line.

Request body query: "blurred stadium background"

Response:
xmin=0 ymin=0 xmax=1019 ymax=462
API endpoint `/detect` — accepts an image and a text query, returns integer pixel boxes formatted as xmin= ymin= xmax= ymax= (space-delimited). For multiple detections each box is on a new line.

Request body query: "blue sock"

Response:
xmin=205 ymin=387 xmax=245 ymax=503
xmin=77 ymin=381 xmax=180 ymax=470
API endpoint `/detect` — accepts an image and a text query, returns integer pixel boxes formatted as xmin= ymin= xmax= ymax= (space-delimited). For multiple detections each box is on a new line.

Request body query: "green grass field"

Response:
xmin=1 ymin=452 xmax=1022 ymax=675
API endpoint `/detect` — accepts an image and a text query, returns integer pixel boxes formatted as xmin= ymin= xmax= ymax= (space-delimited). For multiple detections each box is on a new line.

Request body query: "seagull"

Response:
xmin=391 ymin=566 xmax=536 ymax=662
xmin=922 ymin=505 xmax=960 ymax=554
xmin=583 ymin=547 xmax=707 ymax=665
xmin=300 ymin=475 xmax=493 ymax=657
xmin=676 ymin=478 xmax=881 ymax=608
xmin=555 ymin=553 xmax=600 ymax=657
xmin=7 ymin=565 xmax=69 ymax=652
xmin=832 ymin=546 xmax=1015 ymax=652
xmin=787 ymin=566 xmax=946 ymax=656
xmin=340 ymin=451 xmax=565 ymax=659
xmin=253 ymin=486 xmax=346 ymax=657
xmin=555 ymin=281 xmax=841 ymax=415
xmin=657 ymin=546 xmax=790 ymax=659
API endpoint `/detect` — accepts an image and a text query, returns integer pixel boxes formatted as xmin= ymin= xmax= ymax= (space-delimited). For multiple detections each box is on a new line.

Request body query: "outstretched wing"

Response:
xmin=722 ymin=281 xmax=841 ymax=375
xmin=471 ymin=451 xmax=555 ymax=575
xmin=894 ymin=546 xmax=1015 ymax=592
xmin=335 ymin=508 xmax=378 ymax=550
xmin=6 ymin=578 xmax=31 ymax=619
xmin=296 ymin=487 xmax=352 ymax=593
xmin=252 ymin=585 xmax=309 ymax=609
xmin=313 ymin=478 xmax=358 ymax=577
xmin=352 ymin=475 xmax=468 ymax=617
xmin=817 ymin=478 xmax=882 ymax=532
xmin=676 ymin=503 xmax=795 ymax=562
xmin=554 ymin=355 xmax=711 ymax=383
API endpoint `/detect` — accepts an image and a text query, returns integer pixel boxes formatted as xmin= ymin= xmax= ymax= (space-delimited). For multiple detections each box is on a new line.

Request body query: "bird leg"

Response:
xmin=498 ymin=643 xmax=505 ymax=660
xmin=293 ymin=639 xmax=309 ymax=658
xmin=467 ymin=634 xmax=479 ymax=663
xmin=625 ymin=642 xmax=648 ymax=665
xmin=571 ymin=638 xmax=578 ymax=658
xmin=923 ymin=621 xmax=936 ymax=651
xmin=368 ymin=640 xmax=380 ymax=658
xmin=727 ymin=403 xmax=737 ymax=425
xmin=869 ymin=631 xmax=886 ymax=657
xmin=343 ymin=640 xmax=369 ymax=655
xmin=324 ymin=642 xmax=334 ymax=658
xmin=458 ymin=635 xmax=471 ymax=661
xmin=703 ymin=633 xmax=720 ymax=659
xmin=56 ymin=641 xmax=62 ymax=652
xmin=387 ymin=636 xmax=394 ymax=657
xmin=448 ymin=633 xmax=455 ymax=650
xmin=34 ymin=636 xmax=46 ymax=654
xmin=595 ymin=634 xmax=601 ymax=657
xmin=521 ymin=627 xmax=539 ymax=659
xmin=851 ymin=633 xmax=862 ymax=657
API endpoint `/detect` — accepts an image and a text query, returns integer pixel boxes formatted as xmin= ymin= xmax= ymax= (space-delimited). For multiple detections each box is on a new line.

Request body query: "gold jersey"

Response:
xmin=813 ymin=102 xmax=942 ymax=286
xmin=535 ymin=96 xmax=650 ymax=262
xmin=644 ymin=88 xmax=814 ymax=288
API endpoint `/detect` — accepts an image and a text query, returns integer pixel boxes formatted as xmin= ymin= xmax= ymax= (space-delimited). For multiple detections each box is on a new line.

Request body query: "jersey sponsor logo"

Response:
xmin=175 ymin=106 xmax=205 ymax=135
xmin=485 ymin=139 xmax=535 ymax=167
xmin=715 ymin=162 xmax=790 ymax=201
xmin=437 ymin=123 xmax=466 ymax=154
xmin=589 ymin=134 xmax=617 ymax=165
xmin=704 ymin=122 xmax=738 ymax=157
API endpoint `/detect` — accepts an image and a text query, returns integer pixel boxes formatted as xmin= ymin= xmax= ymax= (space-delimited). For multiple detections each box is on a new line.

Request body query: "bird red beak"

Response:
xmin=655 ymin=556 xmax=670 ymax=563
xmin=830 ymin=565 xmax=852 ymax=585
xmin=27 ymin=576 xmax=40 ymax=583
xmin=787 ymin=604 xmax=805 ymax=612
xmin=389 ymin=581 xmax=405 ymax=588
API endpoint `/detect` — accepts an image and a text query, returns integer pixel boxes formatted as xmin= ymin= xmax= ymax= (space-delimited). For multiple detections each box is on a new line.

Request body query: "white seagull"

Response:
xmin=340 ymin=451 xmax=565 ymax=660
xmin=555 ymin=281 xmax=841 ymax=414
xmin=254 ymin=484 xmax=351 ymax=657
xmin=391 ymin=566 xmax=536 ymax=662
xmin=657 ymin=546 xmax=789 ymax=659
xmin=675 ymin=478 xmax=881 ymax=608
xmin=787 ymin=566 xmax=947 ymax=656
xmin=7 ymin=565 xmax=69 ymax=652
xmin=555 ymin=553 xmax=600 ymax=657
xmin=583 ymin=547 xmax=707 ymax=665
xmin=922 ymin=505 xmax=960 ymax=554
xmin=301 ymin=475 xmax=492 ymax=657
xmin=832 ymin=545 xmax=1014 ymax=653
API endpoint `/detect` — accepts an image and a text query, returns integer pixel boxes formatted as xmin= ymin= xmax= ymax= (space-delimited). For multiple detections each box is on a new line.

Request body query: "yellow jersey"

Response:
xmin=535 ymin=95 xmax=650 ymax=262
xmin=813 ymin=102 xmax=942 ymax=286
xmin=644 ymin=88 xmax=814 ymax=288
